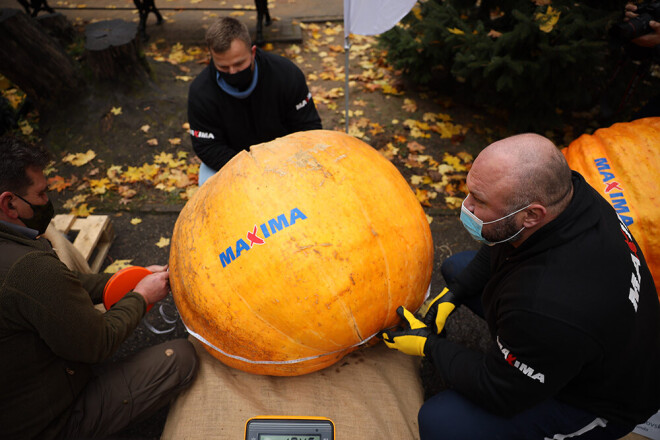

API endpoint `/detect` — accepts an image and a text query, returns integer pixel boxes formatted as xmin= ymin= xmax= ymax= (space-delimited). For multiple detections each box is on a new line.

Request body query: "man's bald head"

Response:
xmin=474 ymin=133 xmax=573 ymax=213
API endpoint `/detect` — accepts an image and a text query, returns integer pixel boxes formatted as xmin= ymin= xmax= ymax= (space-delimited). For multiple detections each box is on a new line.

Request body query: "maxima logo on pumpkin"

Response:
xmin=219 ymin=207 xmax=308 ymax=268
xmin=594 ymin=157 xmax=633 ymax=226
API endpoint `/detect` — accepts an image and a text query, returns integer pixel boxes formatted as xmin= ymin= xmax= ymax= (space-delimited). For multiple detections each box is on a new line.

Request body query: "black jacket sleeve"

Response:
xmin=281 ymin=62 xmax=322 ymax=133
xmin=426 ymin=310 xmax=599 ymax=417
xmin=187 ymin=75 xmax=241 ymax=171
xmin=448 ymin=245 xmax=491 ymax=303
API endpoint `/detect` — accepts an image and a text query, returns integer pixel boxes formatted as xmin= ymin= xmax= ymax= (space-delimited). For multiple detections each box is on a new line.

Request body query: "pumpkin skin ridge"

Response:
xmin=329 ymin=155 xmax=392 ymax=342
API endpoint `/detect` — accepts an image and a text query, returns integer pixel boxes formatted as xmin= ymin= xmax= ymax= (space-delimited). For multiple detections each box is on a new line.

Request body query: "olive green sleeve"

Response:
xmin=76 ymin=271 xmax=113 ymax=304
xmin=5 ymin=252 xmax=146 ymax=363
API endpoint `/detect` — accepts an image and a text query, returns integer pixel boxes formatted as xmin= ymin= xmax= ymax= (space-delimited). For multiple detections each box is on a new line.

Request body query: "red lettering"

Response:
xmin=621 ymin=230 xmax=638 ymax=257
xmin=605 ymin=182 xmax=623 ymax=193
xmin=506 ymin=354 xmax=517 ymax=366
xmin=247 ymin=226 xmax=265 ymax=247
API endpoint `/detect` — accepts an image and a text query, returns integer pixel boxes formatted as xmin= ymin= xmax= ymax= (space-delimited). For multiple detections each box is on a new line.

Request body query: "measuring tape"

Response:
xmin=245 ymin=416 xmax=335 ymax=440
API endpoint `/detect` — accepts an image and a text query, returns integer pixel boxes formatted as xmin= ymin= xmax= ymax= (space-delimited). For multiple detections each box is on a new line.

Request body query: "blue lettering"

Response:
xmin=235 ymin=239 xmax=250 ymax=257
xmin=219 ymin=247 xmax=235 ymax=268
xmin=620 ymin=215 xmax=634 ymax=226
xmin=594 ymin=158 xmax=610 ymax=170
xmin=611 ymin=197 xmax=630 ymax=214
xmin=290 ymin=207 xmax=307 ymax=225
xmin=609 ymin=193 xmax=624 ymax=199
xmin=599 ymin=171 xmax=615 ymax=182
xmin=220 ymin=208 xmax=308 ymax=268
xmin=268 ymin=214 xmax=289 ymax=234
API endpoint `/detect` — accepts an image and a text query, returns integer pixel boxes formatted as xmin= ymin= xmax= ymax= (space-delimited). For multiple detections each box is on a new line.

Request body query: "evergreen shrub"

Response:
xmin=379 ymin=0 xmax=629 ymax=130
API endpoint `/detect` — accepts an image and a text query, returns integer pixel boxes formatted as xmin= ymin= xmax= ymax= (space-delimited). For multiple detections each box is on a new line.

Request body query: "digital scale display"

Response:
xmin=259 ymin=436 xmax=321 ymax=440
xmin=245 ymin=417 xmax=334 ymax=440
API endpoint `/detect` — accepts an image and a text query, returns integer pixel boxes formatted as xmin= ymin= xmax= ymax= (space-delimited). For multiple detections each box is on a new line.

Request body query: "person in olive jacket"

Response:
xmin=0 ymin=136 xmax=198 ymax=439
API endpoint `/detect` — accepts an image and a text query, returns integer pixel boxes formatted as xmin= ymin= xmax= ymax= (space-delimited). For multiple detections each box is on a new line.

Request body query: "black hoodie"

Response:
xmin=187 ymin=49 xmax=322 ymax=171
xmin=427 ymin=171 xmax=660 ymax=425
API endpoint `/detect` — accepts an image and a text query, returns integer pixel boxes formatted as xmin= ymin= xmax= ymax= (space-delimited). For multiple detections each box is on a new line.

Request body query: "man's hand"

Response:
xmin=133 ymin=270 xmax=170 ymax=306
xmin=145 ymin=264 xmax=168 ymax=273
xmin=626 ymin=3 xmax=660 ymax=47
xmin=420 ymin=287 xmax=456 ymax=335
xmin=379 ymin=306 xmax=433 ymax=357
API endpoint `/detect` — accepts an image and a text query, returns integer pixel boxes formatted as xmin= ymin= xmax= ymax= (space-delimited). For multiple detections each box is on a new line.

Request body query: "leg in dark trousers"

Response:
xmin=133 ymin=0 xmax=163 ymax=40
xmin=419 ymin=390 xmax=634 ymax=440
xmin=440 ymin=250 xmax=484 ymax=317
xmin=255 ymin=0 xmax=272 ymax=46
xmin=59 ymin=339 xmax=198 ymax=439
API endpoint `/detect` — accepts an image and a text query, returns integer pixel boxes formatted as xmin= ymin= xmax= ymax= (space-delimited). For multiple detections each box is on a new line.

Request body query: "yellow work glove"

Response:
xmin=379 ymin=306 xmax=433 ymax=357
xmin=419 ymin=287 xmax=456 ymax=335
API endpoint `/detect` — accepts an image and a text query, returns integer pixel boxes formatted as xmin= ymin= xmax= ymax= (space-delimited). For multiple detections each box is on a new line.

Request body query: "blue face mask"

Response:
xmin=460 ymin=197 xmax=530 ymax=246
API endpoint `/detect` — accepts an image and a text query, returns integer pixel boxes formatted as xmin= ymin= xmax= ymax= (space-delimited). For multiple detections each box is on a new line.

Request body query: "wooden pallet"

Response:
xmin=51 ymin=214 xmax=115 ymax=273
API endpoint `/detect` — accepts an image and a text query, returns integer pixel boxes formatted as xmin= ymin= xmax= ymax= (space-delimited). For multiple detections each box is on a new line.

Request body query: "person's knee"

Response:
xmin=440 ymin=250 xmax=477 ymax=285
xmin=418 ymin=391 xmax=460 ymax=435
xmin=418 ymin=390 xmax=496 ymax=440
xmin=160 ymin=339 xmax=198 ymax=388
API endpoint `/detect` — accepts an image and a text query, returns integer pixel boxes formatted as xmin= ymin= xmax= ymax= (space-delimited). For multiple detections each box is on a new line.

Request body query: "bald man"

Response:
xmin=381 ymin=134 xmax=660 ymax=439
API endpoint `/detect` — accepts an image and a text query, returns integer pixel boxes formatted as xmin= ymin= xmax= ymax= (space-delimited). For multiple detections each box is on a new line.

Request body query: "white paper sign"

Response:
xmin=634 ymin=410 xmax=660 ymax=440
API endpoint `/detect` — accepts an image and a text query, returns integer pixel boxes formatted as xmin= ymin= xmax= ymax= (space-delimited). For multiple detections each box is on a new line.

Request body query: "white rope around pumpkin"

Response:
xmin=181 ymin=283 xmax=431 ymax=365
xmin=183 ymin=319 xmax=379 ymax=365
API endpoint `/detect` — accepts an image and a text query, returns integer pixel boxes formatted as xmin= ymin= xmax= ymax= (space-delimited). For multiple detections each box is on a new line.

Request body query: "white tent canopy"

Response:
xmin=343 ymin=0 xmax=417 ymax=131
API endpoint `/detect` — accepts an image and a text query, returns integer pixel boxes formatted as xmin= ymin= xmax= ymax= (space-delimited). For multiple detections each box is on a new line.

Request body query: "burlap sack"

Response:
xmin=162 ymin=337 xmax=424 ymax=439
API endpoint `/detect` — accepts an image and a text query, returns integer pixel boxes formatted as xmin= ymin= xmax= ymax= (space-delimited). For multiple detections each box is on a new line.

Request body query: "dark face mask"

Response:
xmin=14 ymin=193 xmax=55 ymax=235
xmin=218 ymin=62 xmax=254 ymax=90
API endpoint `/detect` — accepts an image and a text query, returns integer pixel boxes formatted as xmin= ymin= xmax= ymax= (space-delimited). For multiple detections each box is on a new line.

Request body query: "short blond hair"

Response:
xmin=205 ymin=17 xmax=251 ymax=53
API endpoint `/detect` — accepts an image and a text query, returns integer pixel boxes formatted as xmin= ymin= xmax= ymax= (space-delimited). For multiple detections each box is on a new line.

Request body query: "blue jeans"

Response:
xmin=420 ymin=251 xmax=634 ymax=440
xmin=198 ymin=162 xmax=217 ymax=186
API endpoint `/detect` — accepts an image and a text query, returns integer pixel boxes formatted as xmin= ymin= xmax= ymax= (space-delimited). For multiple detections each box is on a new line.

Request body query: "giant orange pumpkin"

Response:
xmin=170 ymin=130 xmax=433 ymax=376
xmin=562 ymin=117 xmax=660 ymax=296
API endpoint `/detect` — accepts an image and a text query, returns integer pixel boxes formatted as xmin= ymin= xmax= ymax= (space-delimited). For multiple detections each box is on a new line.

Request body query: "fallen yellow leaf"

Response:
xmin=155 ymin=237 xmax=170 ymax=248
xmin=110 ymin=106 xmax=122 ymax=115
xmin=103 ymin=259 xmax=133 ymax=273
xmin=70 ymin=203 xmax=95 ymax=217
xmin=445 ymin=196 xmax=463 ymax=209
xmin=130 ymin=218 xmax=142 ymax=225
xmin=535 ymin=6 xmax=560 ymax=33
xmin=62 ymin=150 xmax=96 ymax=167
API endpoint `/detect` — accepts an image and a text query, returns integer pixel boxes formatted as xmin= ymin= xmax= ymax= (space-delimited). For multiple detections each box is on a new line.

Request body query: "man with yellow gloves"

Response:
xmin=380 ymin=133 xmax=660 ymax=440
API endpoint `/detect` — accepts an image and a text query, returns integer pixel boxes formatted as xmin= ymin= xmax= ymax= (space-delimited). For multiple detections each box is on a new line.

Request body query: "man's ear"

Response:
xmin=0 ymin=191 xmax=19 ymax=220
xmin=522 ymin=204 xmax=546 ymax=228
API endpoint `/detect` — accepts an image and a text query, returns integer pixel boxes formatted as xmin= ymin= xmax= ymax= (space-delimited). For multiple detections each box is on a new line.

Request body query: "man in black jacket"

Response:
xmin=188 ymin=17 xmax=322 ymax=185
xmin=381 ymin=133 xmax=660 ymax=439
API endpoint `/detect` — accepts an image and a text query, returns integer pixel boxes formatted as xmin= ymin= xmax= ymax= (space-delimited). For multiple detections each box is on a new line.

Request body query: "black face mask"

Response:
xmin=218 ymin=62 xmax=254 ymax=90
xmin=14 ymin=193 xmax=55 ymax=235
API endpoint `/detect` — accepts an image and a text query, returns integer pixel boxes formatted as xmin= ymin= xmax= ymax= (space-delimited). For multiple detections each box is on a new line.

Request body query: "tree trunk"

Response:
xmin=36 ymin=12 xmax=76 ymax=47
xmin=85 ymin=19 xmax=151 ymax=85
xmin=0 ymin=8 xmax=84 ymax=110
